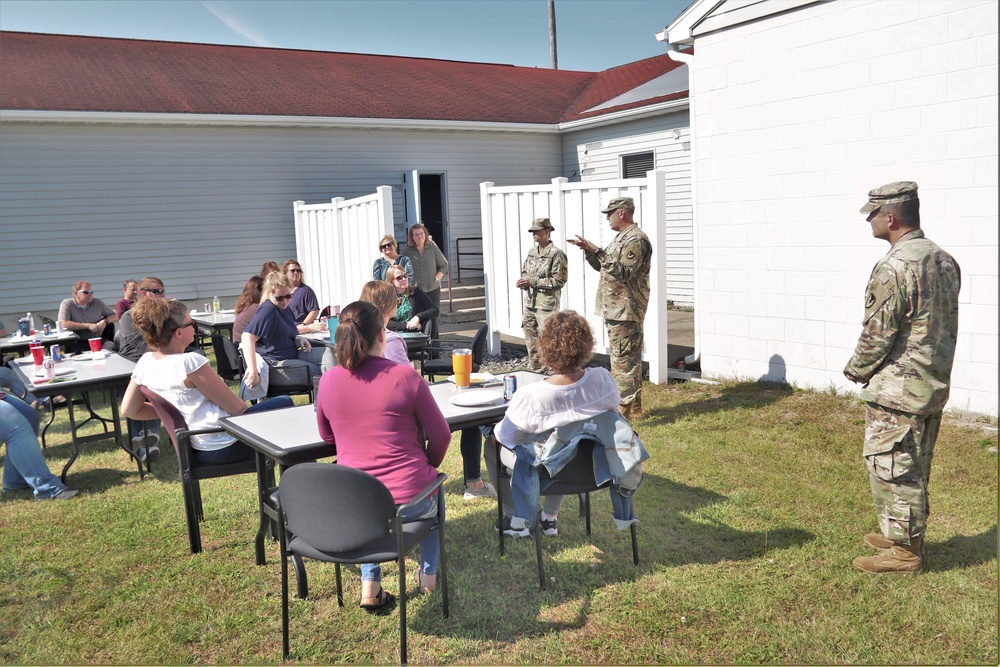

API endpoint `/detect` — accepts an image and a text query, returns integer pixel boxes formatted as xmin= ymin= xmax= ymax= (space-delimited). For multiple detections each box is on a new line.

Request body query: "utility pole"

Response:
xmin=548 ymin=0 xmax=558 ymax=69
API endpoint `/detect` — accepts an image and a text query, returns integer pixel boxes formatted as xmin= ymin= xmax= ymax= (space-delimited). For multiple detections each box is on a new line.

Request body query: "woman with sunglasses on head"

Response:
xmin=372 ymin=235 xmax=413 ymax=283
xmin=121 ymin=299 xmax=292 ymax=465
xmin=241 ymin=271 xmax=326 ymax=392
xmin=315 ymin=300 xmax=450 ymax=608
xmin=384 ymin=264 xmax=438 ymax=333
xmin=282 ymin=260 xmax=324 ymax=332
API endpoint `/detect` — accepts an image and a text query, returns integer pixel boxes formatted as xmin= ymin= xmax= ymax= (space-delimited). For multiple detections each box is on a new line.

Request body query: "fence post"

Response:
xmin=479 ymin=181 xmax=501 ymax=355
xmin=645 ymin=170 xmax=668 ymax=384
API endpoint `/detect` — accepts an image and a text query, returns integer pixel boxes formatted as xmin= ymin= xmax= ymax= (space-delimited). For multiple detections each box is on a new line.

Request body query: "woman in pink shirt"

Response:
xmin=315 ymin=300 xmax=450 ymax=610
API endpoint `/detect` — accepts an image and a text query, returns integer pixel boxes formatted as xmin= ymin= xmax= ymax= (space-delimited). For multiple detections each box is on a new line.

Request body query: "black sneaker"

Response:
xmin=494 ymin=516 xmax=531 ymax=538
xmin=539 ymin=517 xmax=558 ymax=537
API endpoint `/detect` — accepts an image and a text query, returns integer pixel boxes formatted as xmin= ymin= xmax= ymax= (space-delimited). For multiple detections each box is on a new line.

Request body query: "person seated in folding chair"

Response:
xmin=315 ymin=301 xmax=451 ymax=610
xmin=241 ymin=271 xmax=330 ymax=396
xmin=1 ymin=392 xmax=80 ymax=500
xmin=120 ymin=299 xmax=293 ymax=465
xmin=492 ymin=310 xmax=646 ymax=537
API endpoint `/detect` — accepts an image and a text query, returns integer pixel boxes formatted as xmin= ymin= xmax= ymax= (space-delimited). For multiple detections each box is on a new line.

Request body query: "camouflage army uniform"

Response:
xmin=521 ymin=243 xmax=568 ymax=371
xmin=844 ymin=229 xmax=961 ymax=546
xmin=586 ymin=223 xmax=652 ymax=408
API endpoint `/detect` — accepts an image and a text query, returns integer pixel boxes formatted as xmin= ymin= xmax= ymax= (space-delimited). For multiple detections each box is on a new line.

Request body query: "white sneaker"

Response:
xmin=131 ymin=430 xmax=146 ymax=447
xmin=463 ymin=480 xmax=497 ymax=500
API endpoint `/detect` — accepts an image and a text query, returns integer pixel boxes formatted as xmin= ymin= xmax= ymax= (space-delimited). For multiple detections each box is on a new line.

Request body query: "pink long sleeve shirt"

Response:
xmin=315 ymin=355 xmax=450 ymax=504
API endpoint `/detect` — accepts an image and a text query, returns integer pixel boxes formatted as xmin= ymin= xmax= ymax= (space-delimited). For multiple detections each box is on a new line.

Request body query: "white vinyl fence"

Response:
xmin=480 ymin=172 xmax=669 ymax=384
xmin=293 ymin=186 xmax=394 ymax=314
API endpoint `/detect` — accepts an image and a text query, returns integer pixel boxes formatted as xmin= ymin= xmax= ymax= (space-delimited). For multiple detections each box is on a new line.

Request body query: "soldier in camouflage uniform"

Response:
xmin=517 ymin=218 xmax=568 ymax=371
xmin=568 ymin=197 xmax=652 ymax=420
xmin=844 ymin=181 xmax=961 ymax=574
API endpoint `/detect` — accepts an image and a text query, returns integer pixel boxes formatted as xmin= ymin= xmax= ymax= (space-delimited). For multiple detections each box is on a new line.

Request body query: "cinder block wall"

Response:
xmin=691 ymin=0 xmax=997 ymax=416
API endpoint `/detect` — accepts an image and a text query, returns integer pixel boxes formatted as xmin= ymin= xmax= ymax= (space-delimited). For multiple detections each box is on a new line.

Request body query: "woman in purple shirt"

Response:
xmin=283 ymin=260 xmax=323 ymax=331
xmin=316 ymin=300 xmax=450 ymax=609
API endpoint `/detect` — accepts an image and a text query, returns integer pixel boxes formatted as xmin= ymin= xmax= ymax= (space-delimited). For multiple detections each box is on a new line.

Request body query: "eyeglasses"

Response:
xmin=393 ymin=275 xmax=408 ymax=282
xmin=78 ymin=290 xmax=94 ymax=295
xmin=177 ymin=321 xmax=196 ymax=330
xmin=142 ymin=288 xmax=165 ymax=295
xmin=273 ymin=294 xmax=293 ymax=302
xmin=287 ymin=269 xmax=302 ymax=274
xmin=380 ymin=243 xmax=394 ymax=250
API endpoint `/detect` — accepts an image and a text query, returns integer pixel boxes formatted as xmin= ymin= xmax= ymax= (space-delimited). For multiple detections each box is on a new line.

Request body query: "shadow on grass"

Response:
xmin=643 ymin=380 xmax=796 ymax=427
xmin=408 ymin=471 xmax=814 ymax=650
xmin=929 ymin=525 xmax=999 ymax=572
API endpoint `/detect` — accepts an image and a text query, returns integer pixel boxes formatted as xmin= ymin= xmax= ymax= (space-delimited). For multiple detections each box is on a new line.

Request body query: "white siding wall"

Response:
xmin=690 ymin=0 xmax=998 ymax=416
xmin=0 ymin=122 xmax=561 ymax=323
xmin=562 ymin=113 xmax=694 ymax=306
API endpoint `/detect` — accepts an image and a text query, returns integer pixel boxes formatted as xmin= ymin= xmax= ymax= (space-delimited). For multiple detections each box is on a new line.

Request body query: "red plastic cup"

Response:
xmin=29 ymin=343 xmax=44 ymax=365
xmin=88 ymin=338 xmax=102 ymax=353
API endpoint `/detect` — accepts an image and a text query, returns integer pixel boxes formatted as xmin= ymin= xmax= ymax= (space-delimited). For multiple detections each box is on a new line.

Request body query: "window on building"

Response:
xmin=622 ymin=152 xmax=655 ymax=179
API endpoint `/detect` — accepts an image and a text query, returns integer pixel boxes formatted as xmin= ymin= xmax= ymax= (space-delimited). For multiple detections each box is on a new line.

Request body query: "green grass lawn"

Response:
xmin=1 ymin=377 xmax=996 ymax=664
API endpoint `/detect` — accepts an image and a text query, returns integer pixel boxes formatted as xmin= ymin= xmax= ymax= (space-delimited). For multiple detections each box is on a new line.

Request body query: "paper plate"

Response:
xmin=446 ymin=372 xmax=496 ymax=385
xmin=32 ymin=367 xmax=74 ymax=378
xmin=448 ymin=389 xmax=503 ymax=407
xmin=73 ymin=351 xmax=108 ymax=361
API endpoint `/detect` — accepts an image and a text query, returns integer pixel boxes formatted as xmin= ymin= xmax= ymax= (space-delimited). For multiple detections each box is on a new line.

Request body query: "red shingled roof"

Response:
xmin=0 ymin=31 xmax=687 ymax=124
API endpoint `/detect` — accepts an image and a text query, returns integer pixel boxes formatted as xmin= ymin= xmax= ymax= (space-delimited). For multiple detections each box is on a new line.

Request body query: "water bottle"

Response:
xmin=27 ymin=312 xmax=36 ymax=335
xmin=212 ymin=296 xmax=220 ymax=315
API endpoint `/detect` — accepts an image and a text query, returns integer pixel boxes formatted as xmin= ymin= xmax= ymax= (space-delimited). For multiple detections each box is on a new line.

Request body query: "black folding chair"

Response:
xmin=276 ymin=463 xmax=448 ymax=664
xmin=211 ymin=334 xmax=244 ymax=381
xmin=495 ymin=438 xmax=639 ymax=589
xmin=140 ymin=386 xmax=263 ymax=554
xmin=420 ymin=323 xmax=488 ymax=381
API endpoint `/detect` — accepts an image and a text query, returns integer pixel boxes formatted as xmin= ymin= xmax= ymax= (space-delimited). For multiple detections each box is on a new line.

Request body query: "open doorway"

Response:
xmin=403 ymin=171 xmax=448 ymax=258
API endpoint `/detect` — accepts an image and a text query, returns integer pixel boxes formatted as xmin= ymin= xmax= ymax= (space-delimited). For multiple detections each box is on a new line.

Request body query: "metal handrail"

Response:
xmin=454 ymin=237 xmax=484 ymax=284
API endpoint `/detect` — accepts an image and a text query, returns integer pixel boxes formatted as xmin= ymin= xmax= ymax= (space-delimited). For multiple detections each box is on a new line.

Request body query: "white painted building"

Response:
xmin=664 ymin=0 xmax=998 ymax=417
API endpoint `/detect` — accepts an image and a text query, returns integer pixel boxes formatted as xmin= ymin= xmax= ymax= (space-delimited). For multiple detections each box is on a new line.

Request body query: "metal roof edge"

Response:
xmin=0 ymin=110 xmax=561 ymax=133
xmin=557 ymin=98 xmax=689 ymax=132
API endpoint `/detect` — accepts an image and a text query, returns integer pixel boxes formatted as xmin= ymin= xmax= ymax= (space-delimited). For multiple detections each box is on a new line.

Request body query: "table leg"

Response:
xmin=254 ymin=450 xmax=271 ymax=566
xmin=60 ymin=392 xmax=81 ymax=483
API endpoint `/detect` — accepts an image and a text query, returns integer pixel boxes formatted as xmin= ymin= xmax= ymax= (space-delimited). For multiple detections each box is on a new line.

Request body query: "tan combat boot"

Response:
xmin=853 ymin=537 xmax=923 ymax=573
xmin=631 ymin=396 xmax=644 ymax=421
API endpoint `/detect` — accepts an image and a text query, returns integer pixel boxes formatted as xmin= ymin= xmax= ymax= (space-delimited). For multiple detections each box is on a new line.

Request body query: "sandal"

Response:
xmin=416 ymin=571 xmax=437 ymax=594
xmin=360 ymin=586 xmax=395 ymax=611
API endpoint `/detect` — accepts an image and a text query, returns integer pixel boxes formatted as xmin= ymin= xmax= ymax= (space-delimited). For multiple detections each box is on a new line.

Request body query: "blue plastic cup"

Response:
xmin=328 ymin=317 xmax=339 ymax=341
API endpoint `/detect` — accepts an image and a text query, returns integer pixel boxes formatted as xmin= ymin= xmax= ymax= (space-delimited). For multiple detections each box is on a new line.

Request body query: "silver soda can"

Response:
xmin=503 ymin=373 xmax=517 ymax=400
xmin=50 ymin=344 xmax=62 ymax=362
xmin=42 ymin=357 xmax=55 ymax=380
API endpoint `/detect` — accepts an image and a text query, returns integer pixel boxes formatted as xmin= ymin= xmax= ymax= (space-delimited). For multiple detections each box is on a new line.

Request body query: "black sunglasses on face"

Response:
xmin=273 ymin=294 xmax=293 ymax=302
xmin=287 ymin=269 xmax=302 ymax=274
xmin=177 ymin=321 xmax=196 ymax=330
xmin=143 ymin=288 xmax=165 ymax=295
xmin=381 ymin=243 xmax=394 ymax=250
xmin=78 ymin=290 xmax=94 ymax=295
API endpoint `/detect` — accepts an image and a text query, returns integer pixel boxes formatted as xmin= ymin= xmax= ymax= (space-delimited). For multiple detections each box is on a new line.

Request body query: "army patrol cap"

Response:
xmin=860 ymin=181 xmax=919 ymax=214
xmin=527 ymin=217 xmax=554 ymax=232
xmin=601 ymin=197 xmax=635 ymax=214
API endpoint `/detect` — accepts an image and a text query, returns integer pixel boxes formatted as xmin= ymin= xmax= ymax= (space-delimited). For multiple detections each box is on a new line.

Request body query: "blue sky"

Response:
xmin=0 ymin=0 xmax=691 ymax=71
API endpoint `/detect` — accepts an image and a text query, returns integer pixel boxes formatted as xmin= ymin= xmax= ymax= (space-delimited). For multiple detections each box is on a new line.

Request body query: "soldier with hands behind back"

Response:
xmin=845 ymin=181 xmax=961 ymax=574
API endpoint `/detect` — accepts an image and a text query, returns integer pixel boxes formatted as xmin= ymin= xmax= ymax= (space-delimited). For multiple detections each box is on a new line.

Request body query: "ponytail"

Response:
xmin=334 ymin=301 xmax=383 ymax=370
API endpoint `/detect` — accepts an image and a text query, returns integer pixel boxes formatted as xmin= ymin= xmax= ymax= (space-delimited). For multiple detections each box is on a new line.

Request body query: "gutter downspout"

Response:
xmin=657 ymin=35 xmax=700 ymax=369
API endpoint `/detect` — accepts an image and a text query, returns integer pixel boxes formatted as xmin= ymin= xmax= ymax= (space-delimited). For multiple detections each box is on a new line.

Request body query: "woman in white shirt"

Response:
xmin=121 ymin=298 xmax=292 ymax=465
xmin=493 ymin=310 xmax=621 ymax=537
